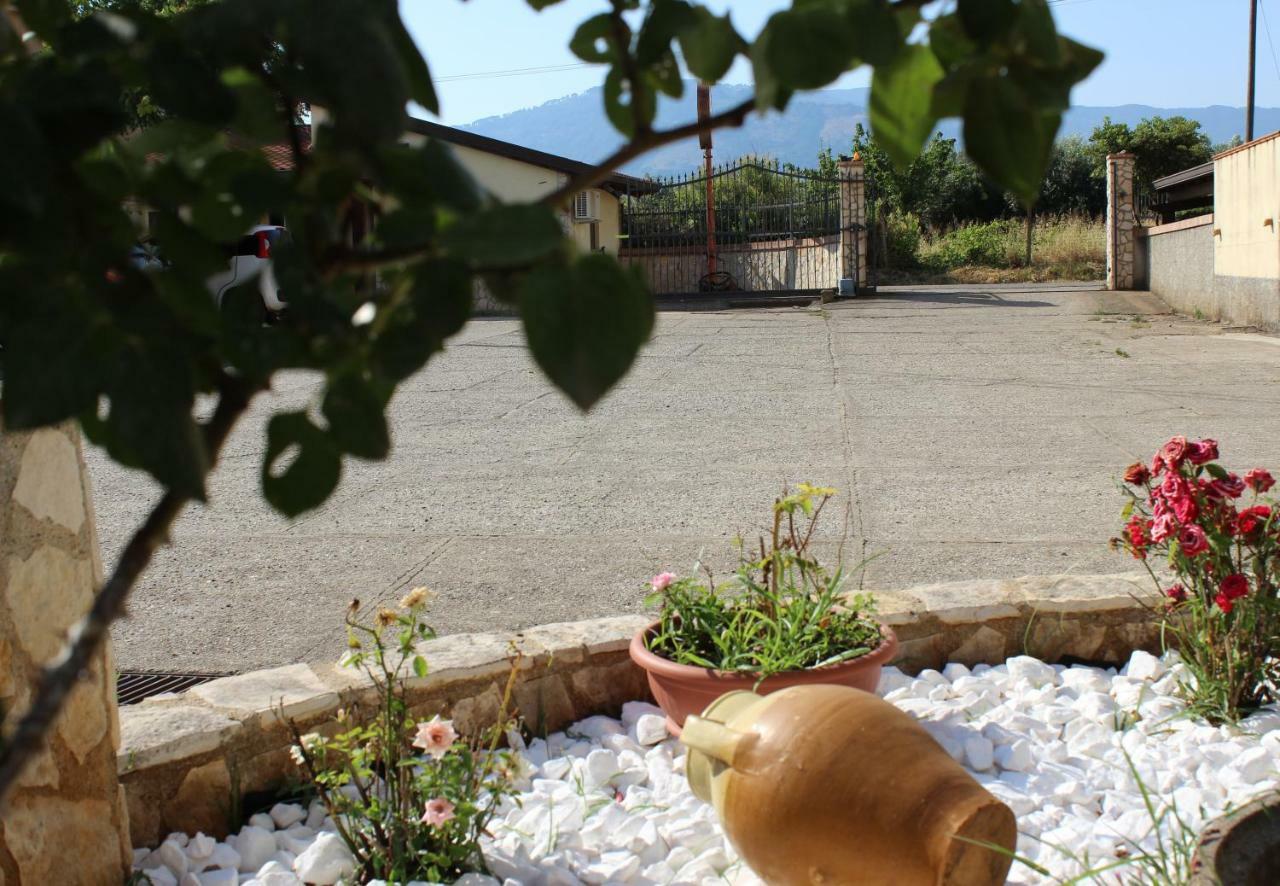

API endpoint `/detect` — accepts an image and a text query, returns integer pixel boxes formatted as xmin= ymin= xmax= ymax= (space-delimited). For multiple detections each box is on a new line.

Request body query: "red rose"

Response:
xmin=1160 ymin=436 xmax=1189 ymax=467
xmin=1220 ymin=573 xmax=1250 ymax=600
xmin=1187 ymin=439 xmax=1219 ymax=465
xmin=1151 ymin=513 xmax=1177 ymax=543
xmin=1125 ymin=516 xmax=1150 ymax=558
xmin=1161 ymin=472 xmax=1191 ymax=501
xmin=1172 ymin=495 xmax=1199 ymax=524
xmin=1165 ymin=584 xmax=1189 ymax=603
xmin=1245 ymin=468 xmax=1275 ymax=493
xmin=1215 ymin=592 xmax=1235 ymax=613
xmin=1178 ymin=524 xmax=1209 ymax=556
xmin=1237 ymin=505 xmax=1272 ymax=536
xmin=1123 ymin=462 xmax=1151 ymax=486
xmin=1150 ymin=454 xmax=1166 ymax=478
xmin=1205 ymin=474 xmax=1246 ymax=500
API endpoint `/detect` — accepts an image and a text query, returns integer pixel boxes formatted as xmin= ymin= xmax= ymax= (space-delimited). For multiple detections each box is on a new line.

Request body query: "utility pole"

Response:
xmin=1248 ymin=0 xmax=1258 ymax=141
xmin=697 ymin=82 xmax=717 ymax=283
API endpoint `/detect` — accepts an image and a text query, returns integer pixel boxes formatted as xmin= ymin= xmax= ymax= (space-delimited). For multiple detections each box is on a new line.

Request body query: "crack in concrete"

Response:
xmin=822 ymin=311 xmax=869 ymax=587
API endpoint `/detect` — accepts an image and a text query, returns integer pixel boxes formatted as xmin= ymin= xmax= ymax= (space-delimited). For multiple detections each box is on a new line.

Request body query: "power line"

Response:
xmin=434 ymin=62 xmax=599 ymax=83
xmin=1261 ymin=0 xmax=1280 ymax=86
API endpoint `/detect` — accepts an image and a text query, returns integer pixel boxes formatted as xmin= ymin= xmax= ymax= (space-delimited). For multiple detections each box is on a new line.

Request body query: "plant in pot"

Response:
xmin=630 ymin=484 xmax=897 ymax=733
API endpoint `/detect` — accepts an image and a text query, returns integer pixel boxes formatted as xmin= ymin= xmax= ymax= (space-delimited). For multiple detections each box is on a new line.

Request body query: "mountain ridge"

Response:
xmin=449 ymin=83 xmax=1280 ymax=177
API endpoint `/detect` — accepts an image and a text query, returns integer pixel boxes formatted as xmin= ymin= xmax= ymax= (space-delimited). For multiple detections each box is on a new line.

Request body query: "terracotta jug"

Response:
xmin=681 ymin=685 xmax=1017 ymax=886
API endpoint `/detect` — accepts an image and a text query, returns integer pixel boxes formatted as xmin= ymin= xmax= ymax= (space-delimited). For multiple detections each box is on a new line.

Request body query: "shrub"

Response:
xmin=921 ymin=220 xmax=1011 ymax=270
xmin=881 ymin=209 xmax=923 ymax=269
xmin=645 ymin=484 xmax=881 ymax=676
xmin=1113 ymin=437 xmax=1280 ymax=723
xmin=288 ymin=591 xmax=522 ymax=882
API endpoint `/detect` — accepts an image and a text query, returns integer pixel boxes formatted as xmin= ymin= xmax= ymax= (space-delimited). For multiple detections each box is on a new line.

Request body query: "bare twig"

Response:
xmin=541 ymin=96 xmax=756 ymax=208
xmin=0 ymin=375 xmax=258 ymax=806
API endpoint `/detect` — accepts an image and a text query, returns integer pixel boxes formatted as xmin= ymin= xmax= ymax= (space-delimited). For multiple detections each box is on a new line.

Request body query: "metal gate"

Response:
xmin=619 ymin=160 xmax=842 ymax=296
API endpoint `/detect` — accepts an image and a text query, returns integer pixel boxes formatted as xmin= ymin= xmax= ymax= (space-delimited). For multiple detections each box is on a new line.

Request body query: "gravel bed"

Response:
xmin=133 ymin=651 xmax=1280 ymax=885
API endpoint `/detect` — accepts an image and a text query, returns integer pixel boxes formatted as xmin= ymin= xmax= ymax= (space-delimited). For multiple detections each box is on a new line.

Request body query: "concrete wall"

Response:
xmin=1141 ymin=134 xmax=1280 ymax=330
xmin=620 ymin=235 xmax=839 ymax=295
xmin=0 ymin=425 xmax=131 ymax=884
xmin=1215 ymin=134 xmax=1280 ymax=279
xmin=1141 ymin=215 xmax=1216 ymax=318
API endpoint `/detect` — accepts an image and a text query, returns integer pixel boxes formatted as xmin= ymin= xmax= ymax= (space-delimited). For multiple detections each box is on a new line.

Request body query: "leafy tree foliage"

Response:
xmin=0 ymin=0 xmax=1100 ymax=802
xmin=1086 ymin=114 xmax=1214 ymax=194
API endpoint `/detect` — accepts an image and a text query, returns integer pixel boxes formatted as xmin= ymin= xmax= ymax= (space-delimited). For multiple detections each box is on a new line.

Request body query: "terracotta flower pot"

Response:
xmin=628 ymin=620 xmax=899 ymax=734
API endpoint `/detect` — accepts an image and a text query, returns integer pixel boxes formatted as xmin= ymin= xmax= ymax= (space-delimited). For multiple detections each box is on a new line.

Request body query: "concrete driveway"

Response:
xmin=91 ymin=282 xmax=1280 ymax=673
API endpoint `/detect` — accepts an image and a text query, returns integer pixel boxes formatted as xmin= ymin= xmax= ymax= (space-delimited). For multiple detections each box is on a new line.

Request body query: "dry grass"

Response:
xmin=888 ymin=214 xmax=1105 ymax=284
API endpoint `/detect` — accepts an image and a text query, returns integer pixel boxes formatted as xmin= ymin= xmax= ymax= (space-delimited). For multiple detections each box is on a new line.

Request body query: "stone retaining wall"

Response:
xmin=119 ymin=573 xmax=1163 ymax=847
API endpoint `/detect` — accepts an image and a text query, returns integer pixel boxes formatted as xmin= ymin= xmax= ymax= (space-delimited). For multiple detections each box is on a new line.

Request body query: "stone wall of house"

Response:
xmin=1106 ymin=152 xmax=1138 ymax=291
xmin=0 ymin=424 xmax=131 ymax=884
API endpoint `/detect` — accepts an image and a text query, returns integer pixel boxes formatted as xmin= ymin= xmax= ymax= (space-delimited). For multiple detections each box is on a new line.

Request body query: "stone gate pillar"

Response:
xmin=0 ymin=424 xmax=131 ymax=883
xmin=1106 ymin=152 xmax=1138 ymax=290
xmin=838 ymin=153 xmax=867 ymax=293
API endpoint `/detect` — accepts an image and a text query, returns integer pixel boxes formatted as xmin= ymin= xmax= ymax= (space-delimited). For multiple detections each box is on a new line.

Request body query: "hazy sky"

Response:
xmin=401 ymin=0 xmax=1280 ymax=126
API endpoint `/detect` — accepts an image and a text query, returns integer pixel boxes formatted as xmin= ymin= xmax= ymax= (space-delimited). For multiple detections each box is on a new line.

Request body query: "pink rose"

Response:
xmin=420 ymin=797 xmax=456 ymax=827
xmin=1150 ymin=513 xmax=1178 ymax=543
xmin=650 ymin=572 xmax=677 ymax=592
xmin=1161 ymin=472 xmax=1191 ymax=501
xmin=1150 ymin=454 xmax=1166 ymax=478
xmin=1177 ymin=524 xmax=1209 ymax=556
xmin=1186 ymin=439 xmax=1219 ymax=465
xmin=1245 ymin=468 xmax=1275 ymax=493
xmin=1159 ymin=436 xmax=1189 ymax=467
xmin=411 ymin=716 xmax=458 ymax=760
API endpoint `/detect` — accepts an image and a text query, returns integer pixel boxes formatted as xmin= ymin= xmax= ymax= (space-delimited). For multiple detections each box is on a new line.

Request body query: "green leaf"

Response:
xmin=840 ymin=0 xmax=902 ymax=67
xmin=412 ymin=655 xmax=429 ymax=678
xmin=371 ymin=261 xmax=472 ymax=381
xmin=679 ymin=8 xmax=743 ymax=82
xmin=569 ymin=14 xmax=617 ymax=63
xmin=322 ymin=371 xmax=391 ymax=460
xmin=262 ymin=412 xmax=342 ymax=517
xmin=963 ymin=79 xmax=1060 ymax=207
xmin=1206 ymin=463 xmax=1230 ymax=481
xmin=441 ymin=203 xmax=565 ymax=268
xmin=957 ymin=0 xmax=1015 ymax=42
xmin=870 ymin=44 xmax=944 ymax=168
xmin=1016 ymin=0 xmax=1060 ymax=63
xmin=757 ymin=6 xmax=852 ymax=91
xmin=520 ymin=254 xmax=654 ymax=410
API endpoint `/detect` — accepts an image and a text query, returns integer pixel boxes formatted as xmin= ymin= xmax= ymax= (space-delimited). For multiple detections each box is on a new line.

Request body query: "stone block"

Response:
xmin=12 ymin=428 xmax=85 ymax=533
xmin=164 ymin=758 xmax=233 ymax=839
xmin=118 ymin=703 xmax=241 ymax=773
xmin=513 ymin=674 xmax=576 ymax=735
xmin=190 ymin=663 xmax=338 ymax=727
xmin=58 ymin=666 xmax=110 ymax=763
xmin=408 ymin=631 xmax=521 ymax=688
xmin=4 ymin=795 xmax=125 ymax=885
xmin=5 ymin=545 xmax=95 ymax=662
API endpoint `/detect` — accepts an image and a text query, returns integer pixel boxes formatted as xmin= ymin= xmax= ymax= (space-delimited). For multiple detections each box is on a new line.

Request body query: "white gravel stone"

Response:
xmin=268 ymin=803 xmax=306 ymax=830
xmin=235 ymin=826 xmax=276 ymax=873
xmin=247 ymin=813 xmax=275 ymax=832
xmin=292 ymin=832 xmax=354 ymax=885
xmin=634 ymin=713 xmax=669 ymax=746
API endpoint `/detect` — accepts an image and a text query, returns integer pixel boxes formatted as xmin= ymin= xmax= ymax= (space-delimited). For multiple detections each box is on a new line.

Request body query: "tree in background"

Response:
xmin=1086 ymin=115 xmax=1213 ymax=194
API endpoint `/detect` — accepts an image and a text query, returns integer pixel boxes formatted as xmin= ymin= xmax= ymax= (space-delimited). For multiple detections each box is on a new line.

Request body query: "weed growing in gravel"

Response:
xmin=287 ymin=591 xmax=522 ymax=882
xmin=645 ymin=484 xmax=882 ymax=677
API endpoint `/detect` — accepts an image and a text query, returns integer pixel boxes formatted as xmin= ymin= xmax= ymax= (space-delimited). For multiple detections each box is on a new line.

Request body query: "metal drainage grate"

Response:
xmin=116 ymin=671 xmax=226 ymax=705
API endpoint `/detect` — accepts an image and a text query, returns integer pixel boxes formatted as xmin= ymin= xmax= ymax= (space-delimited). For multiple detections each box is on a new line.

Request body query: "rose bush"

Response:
xmin=288 ymin=592 xmax=522 ymax=882
xmin=1114 ymin=436 xmax=1280 ymax=722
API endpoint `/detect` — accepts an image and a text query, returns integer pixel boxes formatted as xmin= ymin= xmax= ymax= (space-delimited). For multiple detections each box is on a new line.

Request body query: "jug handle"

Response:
xmin=681 ymin=715 xmax=749 ymax=766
